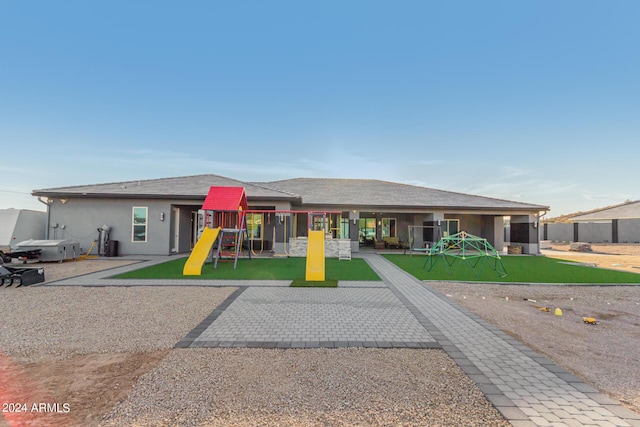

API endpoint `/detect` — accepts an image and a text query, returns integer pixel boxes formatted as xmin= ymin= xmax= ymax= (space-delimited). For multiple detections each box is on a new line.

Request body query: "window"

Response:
xmin=382 ymin=218 xmax=396 ymax=238
xmin=340 ymin=217 xmax=350 ymax=239
xmin=246 ymin=213 xmax=263 ymax=240
xmin=442 ymin=219 xmax=459 ymax=237
xmin=132 ymin=207 xmax=148 ymax=242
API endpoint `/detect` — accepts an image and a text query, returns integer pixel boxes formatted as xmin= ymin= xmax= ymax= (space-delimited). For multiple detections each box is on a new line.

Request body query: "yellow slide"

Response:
xmin=183 ymin=227 xmax=221 ymax=276
xmin=305 ymin=230 xmax=325 ymax=281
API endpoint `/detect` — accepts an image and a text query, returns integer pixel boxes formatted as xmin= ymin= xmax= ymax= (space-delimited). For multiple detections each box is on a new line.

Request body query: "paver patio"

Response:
xmin=188 ymin=287 xmax=436 ymax=347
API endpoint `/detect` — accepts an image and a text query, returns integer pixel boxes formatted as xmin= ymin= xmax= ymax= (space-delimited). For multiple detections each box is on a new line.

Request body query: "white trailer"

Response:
xmin=0 ymin=209 xmax=46 ymax=251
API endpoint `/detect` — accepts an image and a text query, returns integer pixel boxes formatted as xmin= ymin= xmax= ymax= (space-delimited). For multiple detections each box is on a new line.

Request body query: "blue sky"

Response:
xmin=1 ymin=1 xmax=638 ymax=216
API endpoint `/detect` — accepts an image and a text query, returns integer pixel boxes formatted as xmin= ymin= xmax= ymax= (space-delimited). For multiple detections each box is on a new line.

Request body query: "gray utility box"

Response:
xmin=14 ymin=239 xmax=80 ymax=262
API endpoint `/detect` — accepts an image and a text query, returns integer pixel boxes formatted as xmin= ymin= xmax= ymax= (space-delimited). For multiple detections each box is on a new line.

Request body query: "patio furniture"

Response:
xmin=383 ymin=237 xmax=400 ymax=249
xmin=372 ymin=237 xmax=385 ymax=249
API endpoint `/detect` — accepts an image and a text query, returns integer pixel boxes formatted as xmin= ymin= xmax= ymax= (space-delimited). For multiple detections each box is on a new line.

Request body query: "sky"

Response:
xmin=1 ymin=1 xmax=638 ymax=216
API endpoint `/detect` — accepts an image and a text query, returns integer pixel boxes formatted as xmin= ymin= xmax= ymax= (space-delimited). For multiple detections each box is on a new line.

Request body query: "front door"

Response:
xmin=172 ymin=207 xmax=180 ymax=253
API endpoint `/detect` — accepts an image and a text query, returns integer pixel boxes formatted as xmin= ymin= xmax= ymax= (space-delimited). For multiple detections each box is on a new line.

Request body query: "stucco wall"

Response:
xmin=451 ymin=214 xmax=482 ymax=236
xmin=393 ymin=213 xmax=413 ymax=245
xmin=543 ymin=221 xmax=640 ymax=244
xmin=577 ymin=222 xmax=612 ymax=243
xmin=444 ymin=214 xmax=504 ymax=250
xmin=616 ymin=219 xmax=640 ymax=243
xmin=546 ymin=223 xmax=573 ymax=242
xmin=492 ymin=216 xmax=505 ymax=251
xmin=509 ymin=214 xmax=538 ymax=254
xmin=48 ymin=198 xmax=177 ymax=255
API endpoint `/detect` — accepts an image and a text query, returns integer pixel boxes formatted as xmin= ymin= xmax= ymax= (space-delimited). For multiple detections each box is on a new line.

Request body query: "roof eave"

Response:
xmin=32 ymin=192 xmax=201 ymax=200
xmin=295 ymin=203 xmax=549 ymax=212
xmin=32 ymin=191 xmax=301 ymax=203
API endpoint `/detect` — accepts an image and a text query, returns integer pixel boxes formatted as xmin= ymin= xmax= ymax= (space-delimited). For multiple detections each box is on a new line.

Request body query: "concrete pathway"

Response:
xmin=42 ymin=256 xmax=294 ymax=287
xmin=41 ymin=254 xmax=640 ymax=426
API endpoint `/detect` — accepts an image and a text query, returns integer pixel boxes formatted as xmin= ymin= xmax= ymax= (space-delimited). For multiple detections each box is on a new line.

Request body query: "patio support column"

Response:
xmin=349 ymin=210 xmax=360 ymax=253
xmin=510 ymin=214 xmax=539 ymax=254
xmin=420 ymin=213 xmax=444 ymax=247
xmin=493 ymin=216 xmax=505 ymax=251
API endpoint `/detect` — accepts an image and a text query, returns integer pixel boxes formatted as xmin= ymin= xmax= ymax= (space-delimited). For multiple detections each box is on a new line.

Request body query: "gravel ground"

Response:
xmin=0 ymin=286 xmax=236 ymax=362
xmin=20 ymin=258 xmax=140 ymax=283
xmin=100 ymin=348 xmax=509 ymax=427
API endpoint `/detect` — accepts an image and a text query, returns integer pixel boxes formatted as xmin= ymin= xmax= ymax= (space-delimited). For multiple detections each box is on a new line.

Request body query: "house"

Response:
xmin=31 ymin=174 xmax=548 ymax=256
xmin=544 ymin=201 xmax=640 ymax=244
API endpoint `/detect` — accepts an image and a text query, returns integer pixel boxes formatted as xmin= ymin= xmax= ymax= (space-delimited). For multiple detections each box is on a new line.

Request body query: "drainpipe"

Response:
xmin=37 ymin=197 xmax=51 ymax=240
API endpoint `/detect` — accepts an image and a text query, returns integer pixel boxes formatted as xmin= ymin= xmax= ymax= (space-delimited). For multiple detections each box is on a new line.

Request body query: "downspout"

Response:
xmin=37 ymin=197 xmax=51 ymax=240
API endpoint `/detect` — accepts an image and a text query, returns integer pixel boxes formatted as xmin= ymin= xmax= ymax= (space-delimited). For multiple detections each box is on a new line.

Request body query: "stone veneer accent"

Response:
xmin=288 ymin=237 xmax=351 ymax=258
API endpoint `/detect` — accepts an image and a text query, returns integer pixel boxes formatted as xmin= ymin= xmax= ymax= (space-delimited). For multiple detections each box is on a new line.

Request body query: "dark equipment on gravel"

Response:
xmin=0 ymin=264 xmax=45 ymax=287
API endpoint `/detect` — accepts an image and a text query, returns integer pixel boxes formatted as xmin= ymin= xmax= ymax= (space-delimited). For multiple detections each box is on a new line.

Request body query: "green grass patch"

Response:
xmin=290 ymin=279 xmax=338 ymax=287
xmin=384 ymin=254 xmax=640 ymax=284
xmin=113 ymin=257 xmax=380 ymax=281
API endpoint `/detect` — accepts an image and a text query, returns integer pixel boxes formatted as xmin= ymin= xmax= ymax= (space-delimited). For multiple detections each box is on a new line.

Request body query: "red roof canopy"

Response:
xmin=201 ymin=186 xmax=248 ymax=211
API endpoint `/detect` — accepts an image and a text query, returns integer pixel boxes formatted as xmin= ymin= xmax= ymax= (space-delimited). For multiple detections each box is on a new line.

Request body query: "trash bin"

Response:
xmin=106 ymin=240 xmax=119 ymax=257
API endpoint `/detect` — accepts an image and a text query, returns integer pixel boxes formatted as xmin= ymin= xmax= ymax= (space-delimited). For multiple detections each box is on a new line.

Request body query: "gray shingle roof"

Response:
xmin=32 ymin=174 xmax=299 ymax=201
xmin=263 ymin=178 xmax=548 ymax=211
xmin=570 ymin=201 xmax=640 ymax=221
xmin=33 ymin=174 xmax=548 ymax=211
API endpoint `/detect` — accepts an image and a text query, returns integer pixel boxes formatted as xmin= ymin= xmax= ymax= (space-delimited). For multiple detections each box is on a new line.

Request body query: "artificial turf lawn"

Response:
xmin=384 ymin=254 xmax=640 ymax=284
xmin=290 ymin=279 xmax=338 ymax=287
xmin=113 ymin=257 xmax=381 ymax=281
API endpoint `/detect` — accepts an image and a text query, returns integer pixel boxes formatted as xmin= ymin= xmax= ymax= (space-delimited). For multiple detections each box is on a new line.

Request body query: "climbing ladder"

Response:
xmin=213 ymin=214 xmax=250 ymax=270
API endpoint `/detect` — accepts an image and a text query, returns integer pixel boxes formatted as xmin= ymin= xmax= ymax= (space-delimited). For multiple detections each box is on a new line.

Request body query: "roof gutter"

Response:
xmin=537 ymin=210 xmax=548 ymax=222
xmin=31 ymin=192 xmax=301 ymax=203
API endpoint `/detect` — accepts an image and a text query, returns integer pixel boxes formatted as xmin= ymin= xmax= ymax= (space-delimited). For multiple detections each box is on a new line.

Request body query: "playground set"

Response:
xmin=423 ymin=231 xmax=507 ymax=278
xmin=406 ymin=224 xmax=443 ymax=256
xmin=182 ymin=186 xmax=335 ymax=281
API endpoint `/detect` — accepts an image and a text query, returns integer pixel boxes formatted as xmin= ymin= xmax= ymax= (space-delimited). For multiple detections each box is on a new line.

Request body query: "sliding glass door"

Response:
xmin=358 ymin=218 xmax=376 ymax=246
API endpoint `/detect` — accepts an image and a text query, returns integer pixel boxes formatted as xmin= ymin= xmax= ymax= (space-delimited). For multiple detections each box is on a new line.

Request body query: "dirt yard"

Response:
xmin=429 ymin=282 xmax=640 ymax=413
xmin=0 ymin=349 xmax=169 ymax=427
xmin=544 ymin=242 xmax=640 ymax=273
